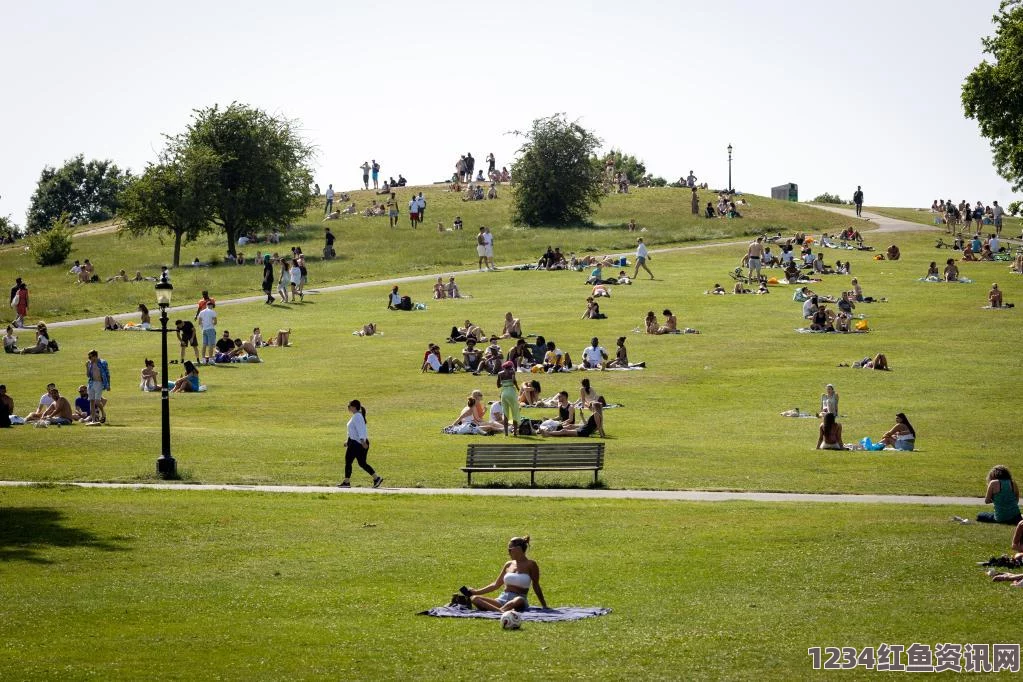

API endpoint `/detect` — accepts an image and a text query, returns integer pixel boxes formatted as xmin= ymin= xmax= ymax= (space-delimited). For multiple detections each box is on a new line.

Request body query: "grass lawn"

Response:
xmin=0 ymin=486 xmax=1017 ymax=680
xmin=0 ymin=187 xmax=853 ymax=323
xmin=865 ymin=206 xmax=1023 ymax=236
xmin=1 ymin=227 xmax=1020 ymax=496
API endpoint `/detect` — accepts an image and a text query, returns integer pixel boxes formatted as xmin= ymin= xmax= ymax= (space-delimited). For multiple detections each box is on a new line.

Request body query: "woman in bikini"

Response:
xmin=468 ymin=536 xmax=548 ymax=613
xmin=879 ymin=412 xmax=916 ymax=450
xmin=816 ymin=412 xmax=845 ymax=450
xmin=943 ymin=258 xmax=960 ymax=282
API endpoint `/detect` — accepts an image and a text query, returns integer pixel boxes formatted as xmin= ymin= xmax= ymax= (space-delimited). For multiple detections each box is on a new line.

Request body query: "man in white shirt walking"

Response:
xmin=632 ymin=238 xmax=654 ymax=279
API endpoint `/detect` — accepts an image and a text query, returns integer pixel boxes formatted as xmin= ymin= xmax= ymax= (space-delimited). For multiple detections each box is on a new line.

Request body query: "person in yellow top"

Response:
xmin=387 ymin=192 xmax=399 ymax=228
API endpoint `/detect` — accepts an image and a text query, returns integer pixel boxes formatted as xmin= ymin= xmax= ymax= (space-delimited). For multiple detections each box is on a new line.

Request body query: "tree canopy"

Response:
xmin=119 ymin=146 xmax=218 ymax=267
xmin=26 ymin=155 xmax=131 ymax=233
xmin=511 ymin=114 xmax=604 ymax=227
xmin=171 ymin=103 xmax=315 ymax=255
xmin=962 ymin=0 xmax=1023 ymax=191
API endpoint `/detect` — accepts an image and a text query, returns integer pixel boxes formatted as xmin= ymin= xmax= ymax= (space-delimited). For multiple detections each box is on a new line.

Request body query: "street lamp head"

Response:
xmin=155 ymin=279 xmax=173 ymax=309
xmin=727 ymin=144 xmax=733 ymax=155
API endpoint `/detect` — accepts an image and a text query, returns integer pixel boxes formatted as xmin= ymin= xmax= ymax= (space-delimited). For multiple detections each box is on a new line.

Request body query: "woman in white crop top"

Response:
xmin=469 ymin=535 xmax=548 ymax=612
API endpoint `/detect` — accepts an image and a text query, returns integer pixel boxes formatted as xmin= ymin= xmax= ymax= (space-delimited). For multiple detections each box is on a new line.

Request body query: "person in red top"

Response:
xmin=194 ymin=291 xmax=215 ymax=320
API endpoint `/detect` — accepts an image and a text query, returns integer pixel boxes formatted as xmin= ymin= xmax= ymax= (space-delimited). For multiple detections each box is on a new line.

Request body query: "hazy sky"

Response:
xmin=0 ymin=0 xmax=1016 ymax=226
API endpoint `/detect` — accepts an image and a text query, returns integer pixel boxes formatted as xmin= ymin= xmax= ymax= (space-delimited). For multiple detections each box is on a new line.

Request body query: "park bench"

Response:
xmin=462 ymin=442 xmax=605 ymax=486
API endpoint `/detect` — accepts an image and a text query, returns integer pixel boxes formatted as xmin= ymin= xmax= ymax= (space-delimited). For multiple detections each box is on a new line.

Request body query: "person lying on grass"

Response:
xmin=843 ymin=353 xmax=889 ymax=370
xmin=988 ymin=522 xmax=1023 ymax=585
xmin=449 ymin=319 xmax=484 ymax=343
xmin=707 ymin=283 xmax=726 ymax=295
xmin=816 ymin=412 xmax=845 ymax=450
xmin=468 ymin=536 xmax=548 ymax=612
xmin=353 ymin=323 xmax=377 ymax=337
xmin=541 ymin=401 xmax=606 ymax=438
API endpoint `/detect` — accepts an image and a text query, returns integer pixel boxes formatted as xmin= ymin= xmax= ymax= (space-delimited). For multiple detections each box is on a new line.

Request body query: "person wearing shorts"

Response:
xmin=360 ymin=161 xmax=370 ymax=190
xmin=387 ymin=192 xmax=399 ymax=228
xmin=85 ymin=349 xmax=110 ymax=424
xmin=476 ymin=227 xmax=487 ymax=270
xmin=176 ymin=320 xmax=200 ymax=363
xmin=408 ymin=197 xmax=420 ymax=229
xmin=747 ymin=237 xmax=764 ymax=282
xmin=484 ymin=226 xmax=495 ymax=270
xmin=371 ymin=160 xmax=380 ymax=189
xmin=197 ymin=301 xmax=218 ymax=364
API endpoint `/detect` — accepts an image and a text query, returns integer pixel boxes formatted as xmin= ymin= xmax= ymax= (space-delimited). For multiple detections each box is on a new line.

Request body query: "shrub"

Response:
xmin=1008 ymin=200 xmax=1021 ymax=216
xmin=27 ymin=213 xmax=74 ymax=266
xmin=812 ymin=193 xmax=849 ymax=205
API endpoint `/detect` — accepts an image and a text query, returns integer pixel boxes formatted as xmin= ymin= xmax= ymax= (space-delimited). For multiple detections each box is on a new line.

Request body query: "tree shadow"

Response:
xmin=0 ymin=507 xmax=130 ymax=564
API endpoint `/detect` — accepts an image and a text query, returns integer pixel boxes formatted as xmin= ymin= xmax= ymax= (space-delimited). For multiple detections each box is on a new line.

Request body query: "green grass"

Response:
xmin=865 ymin=206 xmax=1023 ymax=235
xmin=1 ymin=228 xmax=1020 ymax=496
xmin=1 ymin=187 xmax=853 ymax=323
xmin=0 ymin=486 xmax=1017 ymax=680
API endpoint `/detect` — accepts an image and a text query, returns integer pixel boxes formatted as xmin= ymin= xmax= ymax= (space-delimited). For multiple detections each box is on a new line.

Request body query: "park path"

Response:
xmin=45 ymin=203 xmax=931 ymax=330
xmin=0 ymin=480 xmax=981 ymax=507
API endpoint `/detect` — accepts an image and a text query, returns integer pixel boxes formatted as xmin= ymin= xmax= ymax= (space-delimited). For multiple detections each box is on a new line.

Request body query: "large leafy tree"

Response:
xmin=118 ymin=147 xmax=218 ymax=267
xmin=511 ymin=114 xmax=604 ymax=226
xmin=26 ymin=155 xmax=132 ymax=233
xmin=963 ymin=0 xmax=1023 ymax=191
xmin=172 ymin=103 xmax=314 ymax=256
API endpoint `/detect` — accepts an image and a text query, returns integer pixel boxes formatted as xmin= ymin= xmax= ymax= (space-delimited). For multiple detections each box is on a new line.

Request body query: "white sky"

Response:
xmin=0 ymin=0 xmax=1016 ymax=226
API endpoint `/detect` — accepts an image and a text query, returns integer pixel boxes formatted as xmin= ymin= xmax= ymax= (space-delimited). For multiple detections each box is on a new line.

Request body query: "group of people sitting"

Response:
xmin=324 ymin=203 xmax=358 ymax=220
xmin=5 ymin=323 xmax=58 ymax=354
xmin=448 ymin=378 xmax=608 ymax=438
xmin=816 ymin=406 xmax=916 ymax=452
xmin=958 ymin=233 xmax=1007 ymax=262
xmin=460 ymin=183 xmax=497 ymax=201
xmin=1 ymin=382 xmax=96 ymax=427
xmin=432 ymin=277 xmax=462 ymax=299
xmin=799 ymin=290 xmax=864 ymax=333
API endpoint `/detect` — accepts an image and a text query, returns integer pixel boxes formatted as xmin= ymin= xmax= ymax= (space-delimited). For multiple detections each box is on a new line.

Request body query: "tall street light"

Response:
xmin=155 ymin=277 xmax=177 ymax=480
xmin=727 ymin=144 xmax=733 ymax=193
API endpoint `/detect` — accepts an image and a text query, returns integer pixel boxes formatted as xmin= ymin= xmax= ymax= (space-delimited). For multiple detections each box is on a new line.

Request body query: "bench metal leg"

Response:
xmin=467 ymin=472 xmax=472 ymax=486
xmin=530 ymin=471 xmax=535 ymax=487
xmin=594 ymin=470 xmax=599 ymax=485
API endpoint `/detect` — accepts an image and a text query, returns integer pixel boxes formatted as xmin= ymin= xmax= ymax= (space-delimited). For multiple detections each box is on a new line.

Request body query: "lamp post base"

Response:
xmin=156 ymin=456 xmax=178 ymax=480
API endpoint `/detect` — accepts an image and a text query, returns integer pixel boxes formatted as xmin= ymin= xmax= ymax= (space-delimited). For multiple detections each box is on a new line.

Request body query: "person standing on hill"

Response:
xmin=338 ymin=399 xmax=383 ymax=489
xmin=11 ymin=279 xmax=28 ymax=328
xmin=194 ymin=290 xmax=215 ymax=321
xmin=196 ymin=301 xmax=218 ymax=365
xmin=853 ymin=186 xmax=864 ymax=217
xmin=691 ymin=187 xmax=700 ymax=215
xmin=632 ymin=238 xmax=653 ymax=280
xmin=387 ymin=192 xmax=400 ymax=228
xmin=416 ymin=192 xmax=426 ymax=223
xmin=486 ymin=152 xmax=496 ymax=176
xmin=465 ymin=152 xmax=475 ymax=182
xmin=325 ymin=184 xmax=335 ymax=215
xmin=371 ymin=160 xmax=381 ymax=189
xmin=360 ymin=161 xmax=370 ymax=190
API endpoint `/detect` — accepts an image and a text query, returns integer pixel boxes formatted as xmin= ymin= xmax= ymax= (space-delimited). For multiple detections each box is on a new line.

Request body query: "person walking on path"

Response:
xmin=477 ymin=227 xmax=488 ymax=270
xmin=632 ymin=238 xmax=654 ymax=279
xmin=853 ymin=185 xmax=864 ymax=217
xmin=11 ymin=279 xmax=28 ymax=328
xmin=85 ymin=349 xmax=110 ymax=425
xmin=277 ymin=259 xmax=291 ymax=303
xmin=324 ymin=184 xmax=335 ymax=215
xmin=371 ymin=160 xmax=381 ymax=189
xmin=197 ymin=300 xmax=218 ymax=364
xmin=484 ymin=226 xmax=495 ymax=270
xmin=360 ymin=162 xmax=370 ymax=190
xmin=261 ymin=255 xmax=275 ymax=304
xmin=338 ymin=399 xmax=383 ymax=489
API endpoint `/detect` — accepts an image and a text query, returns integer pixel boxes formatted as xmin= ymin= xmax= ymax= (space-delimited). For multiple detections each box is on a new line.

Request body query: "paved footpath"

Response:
xmin=46 ymin=204 xmax=936 ymax=330
xmin=0 ymin=480 xmax=981 ymax=506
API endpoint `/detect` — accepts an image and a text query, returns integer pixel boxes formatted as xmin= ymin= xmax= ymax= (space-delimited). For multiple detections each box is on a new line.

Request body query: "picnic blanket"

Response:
xmin=918 ymin=276 xmax=973 ymax=284
xmin=579 ymin=365 xmax=645 ymax=371
xmin=795 ymin=328 xmax=868 ymax=334
xmin=981 ymin=305 xmax=1015 ymax=310
xmin=418 ymin=605 xmax=611 ymax=622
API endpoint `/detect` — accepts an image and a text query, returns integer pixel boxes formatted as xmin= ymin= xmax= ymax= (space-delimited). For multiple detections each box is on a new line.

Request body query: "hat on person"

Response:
xmin=501 ymin=361 xmax=514 ymax=369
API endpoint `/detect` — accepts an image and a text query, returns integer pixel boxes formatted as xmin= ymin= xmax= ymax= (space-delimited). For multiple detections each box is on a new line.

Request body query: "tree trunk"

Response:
xmin=172 ymin=230 xmax=182 ymax=268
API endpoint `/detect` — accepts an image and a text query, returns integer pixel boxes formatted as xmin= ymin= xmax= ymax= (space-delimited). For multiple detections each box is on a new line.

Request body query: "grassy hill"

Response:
xmin=2 ymin=187 xmax=853 ymax=323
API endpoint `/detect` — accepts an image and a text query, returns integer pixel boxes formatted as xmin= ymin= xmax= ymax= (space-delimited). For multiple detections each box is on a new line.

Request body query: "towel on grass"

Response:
xmin=981 ymin=305 xmax=1015 ymax=310
xmin=418 ymin=605 xmax=611 ymax=621
xmin=795 ymin=328 xmax=868 ymax=334
xmin=918 ymin=276 xmax=973 ymax=284
xmin=579 ymin=365 xmax=645 ymax=371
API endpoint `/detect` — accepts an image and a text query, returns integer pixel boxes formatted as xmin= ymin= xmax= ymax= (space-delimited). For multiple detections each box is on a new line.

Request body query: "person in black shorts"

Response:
xmin=175 ymin=319 xmax=200 ymax=363
xmin=540 ymin=402 xmax=605 ymax=437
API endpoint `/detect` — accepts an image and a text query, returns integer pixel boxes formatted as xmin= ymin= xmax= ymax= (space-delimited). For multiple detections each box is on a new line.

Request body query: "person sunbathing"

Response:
xmin=170 ymin=361 xmax=201 ymax=393
xmin=323 ymin=210 xmax=341 ymax=221
xmin=834 ymin=312 xmax=851 ymax=333
xmin=658 ymin=310 xmax=678 ymax=334
xmin=341 ymin=202 xmax=357 ymax=215
xmin=433 ymin=278 xmax=447 ymax=299
xmin=944 ymin=258 xmax=960 ymax=282
xmin=962 ymin=244 xmax=978 ymax=261
xmin=518 ymin=379 xmax=542 ymax=406
xmin=354 ymin=323 xmax=377 ymax=337
xmin=266 ymin=329 xmax=291 ymax=347
xmin=481 ymin=337 xmax=504 ymax=374
xmin=106 ymin=269 xmax=129 ymax=283
xmin=581 ymin=297 xmax=606 ymax=320
xmin=707 ymin=283 xmax=726 ymax=295
xmin=230 ymin=338 xmax=261 ymax=361
xmin=989 ymin=283 xmax=1012 ymax=308
xmin=809 ymin=305 xmax=833 ymax=332
xmin=616 ymin=271 xmax=632 ymax=285
xmin=140 ymin=359 xmax=158 ymax=391
xmin=541 ymin=401 xmax=606 ymax=438
xmin=733 ymin=282 xmax=749 ymax=294
xmin=507 ymin=338 xmax=532 ymax=369
xmin=926 ymin=262 xmax=940 ymax=279
xmin=852 ymin=353 xmax=889 ymax=370
xmin=816 ymin=413 xmax=845 ymax=450
xmin=886 ymin=244 xmax=901 ymax=261
xmin=755 ymin=281 xmax=770 ymax=294
xmin=606 ymin=336 xmax=645 ymax=368
xmin=879 ymin=412 xmax=915 ymax=450
xmin=500 ymin=312 xmax=522 ymax=339
xmin=591 ymin=284 xmax=610 ymax=299
xmin=445 ymin=277 xmax=461 ymax=298
xmin=980 ymin=244 xmax=995 ymax=261
xmin=644 ymin=311 xmax=659 ymax=334
xmin=20 ymin=324 xmax=53 ymax=354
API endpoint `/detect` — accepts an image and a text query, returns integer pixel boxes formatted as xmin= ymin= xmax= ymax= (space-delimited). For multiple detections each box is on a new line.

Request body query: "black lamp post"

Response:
xmin=727 ymin=144 xmax=733 ymax=193
xmin=155 ymin=278 xmax=177 ymax=480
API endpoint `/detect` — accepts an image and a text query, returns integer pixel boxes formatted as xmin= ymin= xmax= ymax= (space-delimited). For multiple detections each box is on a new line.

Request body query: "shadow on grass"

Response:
xmin=0 ymin=507 xmax=130 ymax=564
xmin=470 ymin=479 xmax=608 ymax=490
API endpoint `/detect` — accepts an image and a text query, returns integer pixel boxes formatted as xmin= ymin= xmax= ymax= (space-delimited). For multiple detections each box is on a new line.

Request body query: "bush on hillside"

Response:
xmin=1009 ymin=200 xmax=1021 ymax=216
xmin=511 ymin=114 xmax=604 ymax=227
xmin=812 ymin=193 xmax=849 ymax=205
xmin=28 ymin=213 xmax=74 ymax=265
xmin=0 ymin=215 xmax=21 ymax=243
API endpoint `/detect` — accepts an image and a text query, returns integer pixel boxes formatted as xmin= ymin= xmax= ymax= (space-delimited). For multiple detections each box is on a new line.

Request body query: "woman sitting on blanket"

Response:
xmin=980 ymin=243 xmax=996 ymax=261
xmin=989 ymin=283 xmax=1011 ymax=308
xmin=879 ymin=412 xmax=915 ymax=450
xmin=508 ymin=338 xmax=532 ymax=369
xmin=542 ymin=401 xmax=606 ymax=438
xmin=816 ymin=412 xmax=845 ymax=450
xmin=943 ymin=259 xmax=960 ymax=282
xmin=140 ymin=359 xmax=158 ymax=391
xmin=926 ymin=262 xmax=940 ymax=279
xmin=578 ymin=378 xmax=605 ymax=410
xmin=606 ymin=336 xmax=645 ymax=369
xmin=433 ymin=278 xmax=447 ymax=299
xmin=657 ymin=310 xmax=678 ymax=334
xmin=962 ymin=244 xmax=978 ymax=261
xmin=450 ymin=394 xmax=503 ymax=434
xmin=582 ymin=297 xmax=605 ymax=320
xmin=500 ymin=312 xmax=522 ymax=339
xmin=170 ymin=361 xmax=200 ymax=393
xmin=468 ymin=535 xmax=548 ymax=613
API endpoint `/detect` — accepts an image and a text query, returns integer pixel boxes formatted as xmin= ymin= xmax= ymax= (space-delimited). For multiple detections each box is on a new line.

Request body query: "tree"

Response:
xmin=600 ymin=149 xmax=648 ymax=184
xmin=27 ymin=213 xmax=74 ymax=266
xmin=119 ymin=147 xmax=218 ymax=267
xmin=812 ymin=193 xmax=849 ymax=205
xmin=511 ymin=114 xmax=604 ymax=226
xmin=26 ymin=155 xmax=131 ymax=233
xmin=963 ymin=0 xmax=1023 ymax=191
xmin=171 ymin=103 xmax=314 ymax=256
xmin=0 ymin=215 xmax=21 ymax=242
